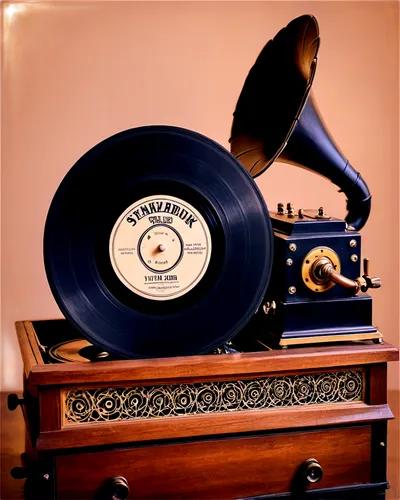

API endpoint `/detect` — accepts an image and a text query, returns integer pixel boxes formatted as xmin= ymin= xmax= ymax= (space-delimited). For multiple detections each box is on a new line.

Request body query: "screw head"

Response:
xmin=350 ymin=254 xmax=358 ymax=262
xmin=349 ymin=239 xmax=357 ymax=248
xmin=286 ymin=258 xmax=293 ymax=266
xmin=380 ymin=442 xmax=385 ymax=447
xmin=289 ymin=243 xmax=297 ymax=252
xmin=288 ymin=286 xmax=296 ymax=294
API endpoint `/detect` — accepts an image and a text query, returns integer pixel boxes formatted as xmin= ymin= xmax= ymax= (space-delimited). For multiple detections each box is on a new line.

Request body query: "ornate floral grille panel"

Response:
xmin=65 ymin=370 xmax=363 ymax=424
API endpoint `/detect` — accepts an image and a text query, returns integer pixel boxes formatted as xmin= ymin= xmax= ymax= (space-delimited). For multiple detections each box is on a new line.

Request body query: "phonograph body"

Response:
xmin=241 ymin=207 xmax=383 ymax=349
xmin=8 ymin=14 xmax=398 ymax=500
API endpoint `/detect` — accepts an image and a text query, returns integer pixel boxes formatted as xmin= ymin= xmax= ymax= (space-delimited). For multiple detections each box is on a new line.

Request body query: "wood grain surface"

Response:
xmin=25 ymin=339 xmax=399 ymax=387
xmin=39 ymin=401 xmax=393 ymax=451
xmin=1 ymin=393 xmax=399 ymax=499
xmin=56 ymin=426 xmax=371 ymax=499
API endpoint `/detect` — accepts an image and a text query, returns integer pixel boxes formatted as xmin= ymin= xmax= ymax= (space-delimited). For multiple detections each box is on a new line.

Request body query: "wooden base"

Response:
xmin=7 ymin=320 xmax=399 ymax=499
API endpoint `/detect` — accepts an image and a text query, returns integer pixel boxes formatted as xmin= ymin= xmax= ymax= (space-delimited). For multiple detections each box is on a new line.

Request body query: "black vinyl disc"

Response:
xmin=44 ymin=126 xmax=273 ymax=359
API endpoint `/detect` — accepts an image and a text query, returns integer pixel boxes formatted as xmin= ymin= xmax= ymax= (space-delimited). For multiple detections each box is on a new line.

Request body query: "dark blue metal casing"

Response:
xmin=272 ymin=211 xmax=360 ymax=303
xmin=250 ymin=209 xmax=378 ymax=346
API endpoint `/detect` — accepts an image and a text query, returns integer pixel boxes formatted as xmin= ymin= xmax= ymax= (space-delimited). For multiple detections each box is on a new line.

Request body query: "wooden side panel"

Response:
xmin=39 ymin=389 xmax=62 ymax=432
xmin=367 ymin=364 xmax=387 ymax=405
xmin=56 ymin=426 xmax=372 ymax=499
xmin=23 ymin=321 xmax=45 ymax=365
xmin=15 ymin=322 xmax=40 ymax=379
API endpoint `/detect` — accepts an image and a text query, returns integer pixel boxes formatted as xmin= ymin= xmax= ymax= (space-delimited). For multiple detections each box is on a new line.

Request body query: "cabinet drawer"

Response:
xmin=56 ymin=426 xmax=371 ymax=499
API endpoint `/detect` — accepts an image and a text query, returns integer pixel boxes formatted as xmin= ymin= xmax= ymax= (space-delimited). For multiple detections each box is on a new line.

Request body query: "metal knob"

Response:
xmin=103 ymin=476 xmax=129 ymax=500
xmin=277 ymin=202 xmax=285 ymax=215
xmin=287 ymin=202 xmax=295 ymax=218
xmin=315 ymin=207 xmax=330 ymax=219
xmin=7 ymin=394 xmax=24 ymax=411
xmin=302 ymin=458 xmax=323 ymax=484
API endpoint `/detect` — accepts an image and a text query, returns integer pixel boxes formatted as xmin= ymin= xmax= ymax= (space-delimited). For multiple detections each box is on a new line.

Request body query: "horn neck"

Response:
xmin=278 ymin=95 xmax=371 ymax=230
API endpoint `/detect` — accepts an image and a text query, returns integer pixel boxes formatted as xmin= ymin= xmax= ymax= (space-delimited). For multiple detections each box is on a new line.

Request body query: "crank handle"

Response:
xmin=313 ymin=257 xmax=381 ymax=295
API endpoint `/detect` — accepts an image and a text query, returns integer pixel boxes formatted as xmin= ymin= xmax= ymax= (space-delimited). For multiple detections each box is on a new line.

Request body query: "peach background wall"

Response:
xmin=1 ymin=0 xmax=398 ymax=400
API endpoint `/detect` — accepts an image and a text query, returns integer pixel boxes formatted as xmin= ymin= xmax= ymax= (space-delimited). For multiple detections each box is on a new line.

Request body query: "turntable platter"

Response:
xmin=48 ymin=339 xmax=112 ymax=363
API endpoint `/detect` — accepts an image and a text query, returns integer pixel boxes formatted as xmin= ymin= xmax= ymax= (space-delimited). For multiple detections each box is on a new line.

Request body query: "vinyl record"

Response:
xmin=44 ymin=126 xmax=273 ymax=358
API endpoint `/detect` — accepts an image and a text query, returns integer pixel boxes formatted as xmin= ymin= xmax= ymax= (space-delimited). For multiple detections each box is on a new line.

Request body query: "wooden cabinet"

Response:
xmin=12 ymin=320 xmax=398 ymax=499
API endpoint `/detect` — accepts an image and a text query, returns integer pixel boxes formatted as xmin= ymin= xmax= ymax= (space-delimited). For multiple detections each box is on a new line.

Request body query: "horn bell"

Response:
xmin=230 ymin=14 xmax=371 ymax=230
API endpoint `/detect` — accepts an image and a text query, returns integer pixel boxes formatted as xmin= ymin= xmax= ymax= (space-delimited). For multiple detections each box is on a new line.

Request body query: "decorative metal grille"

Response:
xmin=65 ymin=370 xmax=363 ymax=424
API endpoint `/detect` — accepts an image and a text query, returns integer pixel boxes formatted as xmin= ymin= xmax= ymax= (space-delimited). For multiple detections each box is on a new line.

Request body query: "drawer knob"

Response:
xmin=105 ymin=476 xmax=129 ymax=500
xmin=10 ymin=466 xmax=29 ymax=480
xmin=302 ymin=458 xmax=323 ymax=484
xmin=7 ymin=394 xmax=25 ymax=411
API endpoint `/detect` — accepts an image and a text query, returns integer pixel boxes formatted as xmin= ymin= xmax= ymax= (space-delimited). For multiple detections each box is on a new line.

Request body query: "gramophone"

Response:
xmin=230 ymin=15 xmax=382 ymax=348
xmin=7 ymin=14 xmax=398 ymax=500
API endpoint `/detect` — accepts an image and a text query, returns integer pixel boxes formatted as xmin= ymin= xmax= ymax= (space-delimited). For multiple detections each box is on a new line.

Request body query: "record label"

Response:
xmin=109 ymin=195 xmax=212 ymax=300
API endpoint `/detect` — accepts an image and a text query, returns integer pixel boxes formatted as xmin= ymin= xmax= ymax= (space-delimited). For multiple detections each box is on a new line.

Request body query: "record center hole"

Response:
xmin=158 ymin=244 xmax=167 ymax=252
